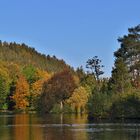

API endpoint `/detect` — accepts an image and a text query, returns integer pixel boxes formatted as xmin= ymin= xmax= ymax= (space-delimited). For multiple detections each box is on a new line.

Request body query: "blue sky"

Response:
xmin=0 ymin=0 xmax=140 ymax=77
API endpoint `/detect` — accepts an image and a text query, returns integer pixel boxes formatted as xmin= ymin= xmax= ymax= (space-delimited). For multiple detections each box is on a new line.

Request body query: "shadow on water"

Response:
xmin=0 ymin=113 xmax=140 ymax=140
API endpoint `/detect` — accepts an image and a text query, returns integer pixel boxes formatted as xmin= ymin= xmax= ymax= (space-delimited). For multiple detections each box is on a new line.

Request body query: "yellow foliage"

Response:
xmin=66 ymin=86 xmax=89 ymax=112
xmin=32 ymin=70 xmax=52 ymax=97
xmin=31 ymin=71 xmax=52 ymax=107
xmin=32 ymin=80 xmax=44 ymax=97
xmin=35 ymin=69 xmax=51 ymax=80
xmin=73 ymin=75 xmax=80 ymax=86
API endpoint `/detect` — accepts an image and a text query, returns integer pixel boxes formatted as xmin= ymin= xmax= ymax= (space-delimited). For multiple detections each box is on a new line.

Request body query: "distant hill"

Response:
xmin=0 ymin=41 xmax=71 ymax=73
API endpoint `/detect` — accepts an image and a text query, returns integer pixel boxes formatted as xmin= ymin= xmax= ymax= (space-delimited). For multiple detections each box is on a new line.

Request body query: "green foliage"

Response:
xmin=115 ymin=24 xmax=140 ymax=85
xmin=110 ymin=92 xmax=140 ymax=118
xmin=0 ymin=67 xmax=10 ymax=109
xmin=109 ymin=58 xmax=132 ymax=94
xmin=87 ymin=90 xmax=111 ymax=118
xmin=81 ymin=74 xmax=96 ymax=92
xmin=102 ymin=24 xmax=140 ymax=119
xmin=22 ymin=65 xmax=37 ymax=84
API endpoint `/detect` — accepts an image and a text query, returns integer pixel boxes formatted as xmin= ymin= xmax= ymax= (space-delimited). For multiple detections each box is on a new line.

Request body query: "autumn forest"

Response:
xmin=1 ymin=24 xmax=140 ymax=119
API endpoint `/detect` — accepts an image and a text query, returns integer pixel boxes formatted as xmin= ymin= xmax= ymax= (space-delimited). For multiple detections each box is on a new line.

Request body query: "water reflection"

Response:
xmin=0 ymin=113 xmax=140 ymax=140
xmin=13 ymin=114 xmax=44 ymax=140
xmin=41 ymin=114 xmax=88 ymax=140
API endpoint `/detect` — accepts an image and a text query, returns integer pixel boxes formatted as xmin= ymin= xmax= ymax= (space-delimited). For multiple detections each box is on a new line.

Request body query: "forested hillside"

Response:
xmin=0 ymin=40 xmax=73 ymax=111
xmin=0 ymin=41 xmax=69 ymax=72
xmin=1 ymin=25 xmax=140 ymax=119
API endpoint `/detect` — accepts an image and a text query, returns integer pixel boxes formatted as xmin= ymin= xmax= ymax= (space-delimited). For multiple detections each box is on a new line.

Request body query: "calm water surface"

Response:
xmin=0 ymin=113 xmax=140 ymax=140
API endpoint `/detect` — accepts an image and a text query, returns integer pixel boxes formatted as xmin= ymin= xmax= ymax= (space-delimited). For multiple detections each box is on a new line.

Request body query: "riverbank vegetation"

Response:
xmin=0 ymin=24 xmax=140 ymax=119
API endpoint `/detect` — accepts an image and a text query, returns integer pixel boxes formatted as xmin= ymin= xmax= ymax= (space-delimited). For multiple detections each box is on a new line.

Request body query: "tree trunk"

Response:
xmin=60 ymin=101 xmax=63 ymax=112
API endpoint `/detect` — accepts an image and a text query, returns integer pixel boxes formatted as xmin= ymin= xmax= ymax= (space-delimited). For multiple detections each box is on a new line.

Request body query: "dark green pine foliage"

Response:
xmin=109 ymin=57 xmax=131 ymax=94
xmin=114 ymin=24 xmax=140 ymax=82
xmin=0 ymin=77 xmax=7 ymax=108
xmin=0 ymin=71 xmax=10 ymax=109
xmin=0 ymin=41 xmax=70 ymax=73
xmin=86 ymin=56 xmax=104 ymax=80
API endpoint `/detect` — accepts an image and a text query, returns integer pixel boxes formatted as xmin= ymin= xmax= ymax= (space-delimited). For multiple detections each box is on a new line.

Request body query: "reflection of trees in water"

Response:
xmin=87 ymin=120 xmax=140 ymax=140
xmin=3 ymin=114 xmax=140 ymax=140
xmin=7 ymin=114 xmax=89 ymax=140
xmin=1 ymin=114 xmax=140 ymax=140
xmin=42 ymin=114 xmax=73 ymax=140
xmin=14 ymin=114 xmax=29 ymax=140
xmin=0 ymin=114 xmax=13 ymax=140
xmin=13 ymin=114 xmax=43 ymax=140
xmin=42 ymin=114 xmax=88 ymax=140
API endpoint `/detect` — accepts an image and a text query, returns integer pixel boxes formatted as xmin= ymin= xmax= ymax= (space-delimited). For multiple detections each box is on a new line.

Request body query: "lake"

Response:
xmin=0 ymin=113 xmax=140 ymax=140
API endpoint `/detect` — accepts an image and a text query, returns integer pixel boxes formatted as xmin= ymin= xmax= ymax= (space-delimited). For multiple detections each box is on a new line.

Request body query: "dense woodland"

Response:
xmin=0 ymin=24 xmax=140 ymax=119
xmin=0 ymin=41 xmax=70 ymax=73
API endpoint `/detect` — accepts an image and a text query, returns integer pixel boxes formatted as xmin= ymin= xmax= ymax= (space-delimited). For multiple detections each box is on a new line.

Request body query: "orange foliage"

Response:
xmin=12 ymin=75 xmax=30 ymax=110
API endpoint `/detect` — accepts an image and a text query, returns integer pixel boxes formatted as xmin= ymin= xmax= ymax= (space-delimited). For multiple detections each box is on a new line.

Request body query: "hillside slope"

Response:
xmin=0 ymin=41 xmax=70 ymax=72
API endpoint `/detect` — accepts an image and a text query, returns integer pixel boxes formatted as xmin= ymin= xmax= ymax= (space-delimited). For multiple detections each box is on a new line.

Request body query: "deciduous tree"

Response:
xmin=12 ymin=75 xmax=30 ymax=110
xmin=39 ymin=69 xmax=77 ymax=113
xmin=66 ymin=86 xmax=89 ymax=113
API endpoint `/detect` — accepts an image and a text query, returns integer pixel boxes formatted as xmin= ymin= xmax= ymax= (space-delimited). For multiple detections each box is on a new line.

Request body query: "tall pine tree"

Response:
xmin=109 ymin=58 xmax=131 ymax=94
